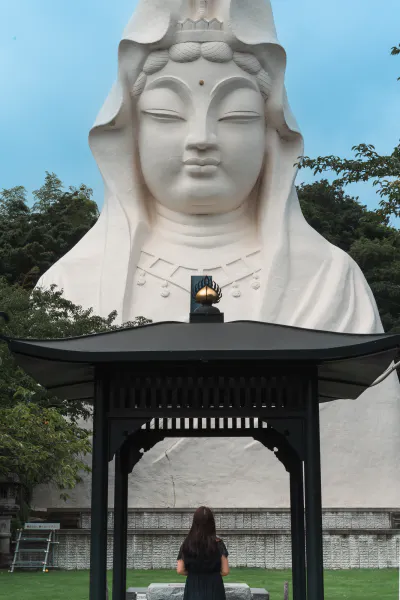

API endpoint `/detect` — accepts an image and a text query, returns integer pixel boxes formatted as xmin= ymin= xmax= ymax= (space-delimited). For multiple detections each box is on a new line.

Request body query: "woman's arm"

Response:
xmin=220 ymin=555 xmax=230 ymax=577
xmin=176 ymin=559 xmax=188 ymax=576
xmin=217 ymin=539 xmax=230 ymax=576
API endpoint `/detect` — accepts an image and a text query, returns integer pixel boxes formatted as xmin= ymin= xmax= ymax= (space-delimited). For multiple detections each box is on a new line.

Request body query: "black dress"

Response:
xmin=177 ymin=539 xmax=229 ymax=600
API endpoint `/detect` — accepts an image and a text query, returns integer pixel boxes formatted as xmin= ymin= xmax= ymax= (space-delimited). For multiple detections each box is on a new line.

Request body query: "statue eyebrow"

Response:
xmin=210 ymin=76 xmax=259 ymax=99
xmin=143 ymin=76 xmax=191 ymax=99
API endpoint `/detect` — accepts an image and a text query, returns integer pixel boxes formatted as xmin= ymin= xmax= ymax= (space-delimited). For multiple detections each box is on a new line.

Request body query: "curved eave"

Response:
xmin=4 ymin=320 xmax=400 ymax=403
xmin=4 ymin=320 xmax=400 ymax=363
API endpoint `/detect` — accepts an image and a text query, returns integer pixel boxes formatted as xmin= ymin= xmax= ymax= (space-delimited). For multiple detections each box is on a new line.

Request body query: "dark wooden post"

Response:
xmin=289 ymin=457 xmax=307 ymax=600
xmin=89 ymin=377 xmax=109 ymax=600
xmin=112 ymin=446 xmax=129 ymax=600
xmin=304 ymin=376 xmax=324 ymax=599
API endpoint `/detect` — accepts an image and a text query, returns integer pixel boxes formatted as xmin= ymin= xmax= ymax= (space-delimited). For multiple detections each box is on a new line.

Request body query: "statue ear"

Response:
xmin=123 ymin=0 xmax=184 ymax=44
xmin=230 ymin=0 xmax=277 ymax=45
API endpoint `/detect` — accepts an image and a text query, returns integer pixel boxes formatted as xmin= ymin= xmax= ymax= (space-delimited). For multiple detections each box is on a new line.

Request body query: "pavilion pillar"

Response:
xmin=304 ymin=377 xmax=324 ymax=600
xmin=89 ymin=378 xmax=109 ymax=600
xmin=289 ymin=457 xmax=306 ymax=600
xmin=112 ymin=446 xmax=129 ymax=600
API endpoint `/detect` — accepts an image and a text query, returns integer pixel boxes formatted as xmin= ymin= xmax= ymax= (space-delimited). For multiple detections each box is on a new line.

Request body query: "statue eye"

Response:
xmin=219 ymin=111 xmax=261 ymax=123
xmin=142 ymin=109 xmax=185 ymax=122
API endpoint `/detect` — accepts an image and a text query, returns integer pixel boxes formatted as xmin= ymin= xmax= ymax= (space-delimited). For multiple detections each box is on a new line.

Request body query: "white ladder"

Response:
xmin=10 ymin=525 xmax=59 ymax=572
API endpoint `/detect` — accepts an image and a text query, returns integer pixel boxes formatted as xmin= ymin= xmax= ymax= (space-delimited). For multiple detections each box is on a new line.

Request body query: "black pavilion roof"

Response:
xmin=2 ymin=320 xmax=400 ymax=403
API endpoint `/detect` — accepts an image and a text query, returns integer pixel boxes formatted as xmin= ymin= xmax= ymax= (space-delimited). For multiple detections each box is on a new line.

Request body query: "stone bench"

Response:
xmin=126 ymin=583 xmax=269 ymax=600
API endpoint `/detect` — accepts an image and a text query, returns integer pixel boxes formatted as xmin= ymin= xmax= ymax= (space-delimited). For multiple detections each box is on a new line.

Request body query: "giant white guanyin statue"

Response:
xmin=35 ymin=0 xmax=400 ymax=509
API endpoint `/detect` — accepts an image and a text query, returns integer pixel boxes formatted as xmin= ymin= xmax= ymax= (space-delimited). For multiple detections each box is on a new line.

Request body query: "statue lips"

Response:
xmin=183 ymin=157 xmax=221 ymax=177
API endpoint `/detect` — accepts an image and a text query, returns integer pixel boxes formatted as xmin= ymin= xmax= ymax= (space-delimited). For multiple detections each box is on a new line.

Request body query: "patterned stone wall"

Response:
xmin=52 ymin=509 xmax=400 ymax=570
xmin=79 ymin=509 xmax=393 ymax=531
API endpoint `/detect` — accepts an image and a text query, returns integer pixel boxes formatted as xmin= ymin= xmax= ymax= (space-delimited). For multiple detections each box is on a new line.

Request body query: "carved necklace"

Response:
xmin=136 ymin=249 xmax=262 ymax=299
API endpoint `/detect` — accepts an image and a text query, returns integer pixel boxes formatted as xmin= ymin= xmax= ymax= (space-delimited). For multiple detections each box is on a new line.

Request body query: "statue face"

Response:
xmin=137 ymin=57 xmax=265 ymax=215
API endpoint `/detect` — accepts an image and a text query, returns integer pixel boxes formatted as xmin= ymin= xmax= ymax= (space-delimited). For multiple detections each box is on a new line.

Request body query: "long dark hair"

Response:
xmin=181 ymin=506 xmax=218 ymax=558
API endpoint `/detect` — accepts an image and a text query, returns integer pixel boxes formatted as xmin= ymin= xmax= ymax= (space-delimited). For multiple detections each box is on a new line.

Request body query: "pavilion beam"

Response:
xmin=89 ymin=378 xmax=109 ymax=600
xmin=289 ymin=457 xmax=307 ymax=600
xmin=112 ymin=446 xmax=129 ymax=600
xmin=107 ymin=408 xmax=304 ymax=419
xmin=304 ymin=377 xmax=324 ymax=599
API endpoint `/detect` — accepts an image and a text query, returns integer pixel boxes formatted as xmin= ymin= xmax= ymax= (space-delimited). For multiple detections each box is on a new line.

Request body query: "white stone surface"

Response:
xmin=146 ymin=583 xmax=256 ymax=600
xmin=53 ymin=526 xmax=400 ymax=570
xmin=34 ymin=0 xmax=400 ymax=511
xmin=77 ymin=509 xmax=393 ymax=532
xmin=147 ymin=583 xmax=185 ymax=600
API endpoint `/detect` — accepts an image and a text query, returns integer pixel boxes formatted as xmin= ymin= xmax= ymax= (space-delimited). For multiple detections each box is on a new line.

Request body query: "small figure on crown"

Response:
xmin=197 ymin=0 xmax=209 ymax=18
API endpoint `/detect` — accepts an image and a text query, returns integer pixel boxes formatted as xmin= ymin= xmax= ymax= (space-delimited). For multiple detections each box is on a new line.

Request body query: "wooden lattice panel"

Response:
xmin=106 ymin=363 xmax=309 ymax=416
xmin=140 ymin=417 xmax=268 ymax=431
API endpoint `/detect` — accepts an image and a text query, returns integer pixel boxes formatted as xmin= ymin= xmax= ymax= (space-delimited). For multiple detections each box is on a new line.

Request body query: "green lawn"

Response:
xmin=0 ymin=568 xmax=397 ymax=600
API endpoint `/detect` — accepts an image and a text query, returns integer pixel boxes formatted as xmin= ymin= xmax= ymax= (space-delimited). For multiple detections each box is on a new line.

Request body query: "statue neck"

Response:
xmin=151 ymin=202 xmax=256 ymax=251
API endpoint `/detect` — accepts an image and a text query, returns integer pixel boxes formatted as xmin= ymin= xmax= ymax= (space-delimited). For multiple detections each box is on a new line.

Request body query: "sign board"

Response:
xmin=24 ymin=522 xmax=60 ymax=530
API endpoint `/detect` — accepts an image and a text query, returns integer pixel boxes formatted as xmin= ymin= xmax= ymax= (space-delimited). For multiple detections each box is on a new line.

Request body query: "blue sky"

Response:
xmin=1 ymin=0 xmax=399 ymax=211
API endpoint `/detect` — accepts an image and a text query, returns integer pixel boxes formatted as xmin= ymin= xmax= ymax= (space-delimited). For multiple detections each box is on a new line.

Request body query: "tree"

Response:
xmin=298 ymin=44 xmax=400 ymax=218
xmin=0 ymin=172 xmax=99 ymax=288
xmin=392 ymin=42 xmax=400 ymax=74
xmin=0 ymin=172 xmax=148 ymax=509
xmin=32 ymin=172 xmax=64 ymax=211
xmin=0 ymin=278 xmax=150 ymax=507
xmin=299 ymin=143 xmax=400 ymax=218
xmin=0 ymin=404 xmax=91 ymax=504
xmin=0 ymin=278 xmax=148 ymax=422
xmin=0 ymin=186 xmax=34 ymax=287
xmin=298 ymin=180 xmax=400 ymax=332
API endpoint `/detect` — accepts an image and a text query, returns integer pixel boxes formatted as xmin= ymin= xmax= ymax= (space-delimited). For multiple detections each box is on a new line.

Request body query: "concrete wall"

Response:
xmin=50 ymin=509 xmax=400 ymax=570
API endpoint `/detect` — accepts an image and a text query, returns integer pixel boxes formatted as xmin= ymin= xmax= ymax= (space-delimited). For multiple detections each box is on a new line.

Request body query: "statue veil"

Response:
xmin=32 ymin=0 xmax=400 ymax=512
xmin=37 ymin=0 xmax=381 ymax=335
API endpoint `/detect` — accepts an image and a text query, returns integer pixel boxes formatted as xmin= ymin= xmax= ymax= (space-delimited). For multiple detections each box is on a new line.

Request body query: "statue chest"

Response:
xmin=127 ymin=250 xmax=263 ymax=323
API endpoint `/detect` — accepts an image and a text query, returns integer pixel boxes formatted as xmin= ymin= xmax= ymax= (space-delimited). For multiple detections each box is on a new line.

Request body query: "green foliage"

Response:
xmin=297 ymin=41 xmax=400 ymax=326
xmin=298 ymin=180 xmax=400 ymax=332
xmin=392 ymin=42 xmax=400 ymax=80
xmin=0 ymin=404 xmax=91 ymax=500
xmin=0 ymin=172 xmax=99 ymax=288
xmin=0 ymin=278 xmax=149 ymax=502
xmin=0 ymin=172 xmax=151 ymax=505
xmin=298 ymin=180 xmax=387 ymax=251
xmin=298 ymin=44 xmax=400 ymax=218
xmin=0 ymin=278 xmax=149 ymax=421
xmin=298 ymin=143 xmax=400 ymax=218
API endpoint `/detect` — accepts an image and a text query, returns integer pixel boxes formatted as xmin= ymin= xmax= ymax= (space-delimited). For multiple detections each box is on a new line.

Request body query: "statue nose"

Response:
xmin=185 ymin=133 xmax=218 ymax=152
xmin=192 ymin=141 xmax=217 ymax=151
xmin=185 ymin=113 xmax=218 ymax=152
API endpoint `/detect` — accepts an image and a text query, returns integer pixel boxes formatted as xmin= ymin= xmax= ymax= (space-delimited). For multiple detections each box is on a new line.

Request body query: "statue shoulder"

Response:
xmin=327 ymin=243 xmax=382 ymax=333
xmin=282 ymin=224 xmax=382 ymax=333
xmin=35 ymin=252 xmax=102 ymax=315
xmin=36 ymin=261 xmax=67 ymax=292
xmin=328 ymin=242 xmax=368 ymax=282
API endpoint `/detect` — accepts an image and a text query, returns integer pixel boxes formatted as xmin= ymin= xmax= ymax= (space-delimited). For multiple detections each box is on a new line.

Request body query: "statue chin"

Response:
xmin=146 ymin=186 xmax=252 ymax=217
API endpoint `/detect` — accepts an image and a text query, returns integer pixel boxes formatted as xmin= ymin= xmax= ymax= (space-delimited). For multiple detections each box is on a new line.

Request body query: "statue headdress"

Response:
xmin=177 ymin=0 xmax=224 ymax=37
xmin=94 ymin=0 xmax=299 ymax=135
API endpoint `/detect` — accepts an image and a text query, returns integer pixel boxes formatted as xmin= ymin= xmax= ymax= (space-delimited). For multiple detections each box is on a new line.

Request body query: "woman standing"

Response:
xmin=177 ymin=506 xmax=230 ymax=600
